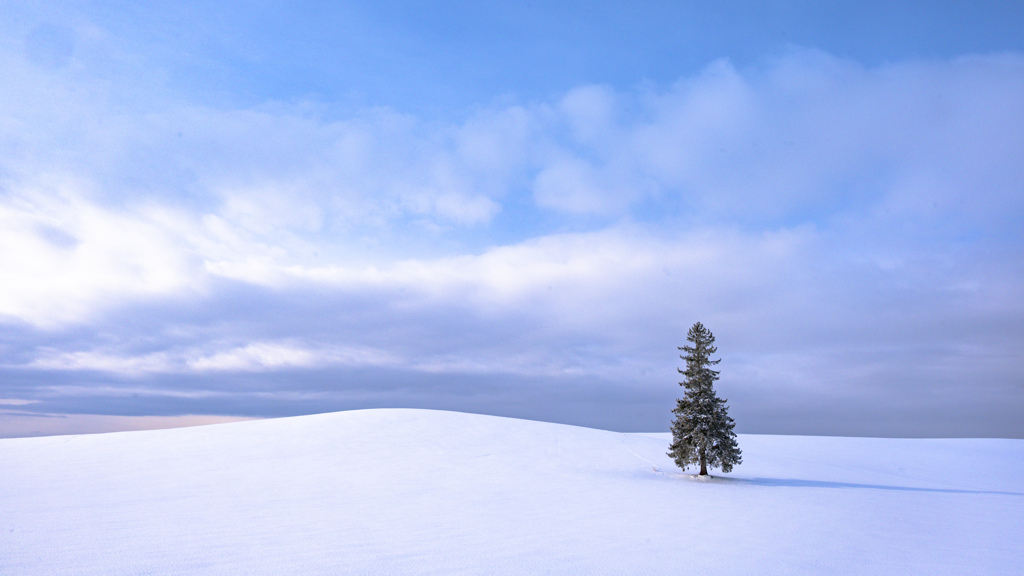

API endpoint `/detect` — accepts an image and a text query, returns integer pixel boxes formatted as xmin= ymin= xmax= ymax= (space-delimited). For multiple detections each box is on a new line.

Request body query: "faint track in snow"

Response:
xmin=619 ymin=434 xmax=667 ymax=475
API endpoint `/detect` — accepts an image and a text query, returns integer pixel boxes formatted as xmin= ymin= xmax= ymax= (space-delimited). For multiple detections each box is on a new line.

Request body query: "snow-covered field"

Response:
xmin=2 ymin=409 xmax=1021 ymax=575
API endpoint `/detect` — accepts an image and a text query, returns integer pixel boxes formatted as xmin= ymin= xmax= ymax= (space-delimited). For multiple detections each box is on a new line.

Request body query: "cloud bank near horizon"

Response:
xmin=1 ymin=25 xmax=1022 ymax=437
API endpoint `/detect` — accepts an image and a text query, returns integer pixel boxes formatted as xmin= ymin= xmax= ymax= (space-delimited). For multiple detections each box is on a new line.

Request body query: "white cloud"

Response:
xmin=3 ymin=46 xmax=1021 ymax=246
xmin=0 ymin=181 xmax=201 ymax=327
xmin=1 ymin=43 xmax=1022 ymax=435
xmin=28 ymin=349 xmax=176 ymax=374
xmin=27 ymin=341 xmax=399 ymax=376
xmin=186 ymin=342 xmax=397 ymax=372
xmin=559 ymin=84 xmax=618 ymax=146
xmin=0 ymin=398 xmax=38 ymax=406
xmin=532 ymin=157 xmax=612 ymax=213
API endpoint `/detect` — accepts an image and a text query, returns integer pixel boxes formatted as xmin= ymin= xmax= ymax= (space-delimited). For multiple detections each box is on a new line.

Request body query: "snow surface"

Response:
xmin=2 ymin=409 xmax=1022 ymax=575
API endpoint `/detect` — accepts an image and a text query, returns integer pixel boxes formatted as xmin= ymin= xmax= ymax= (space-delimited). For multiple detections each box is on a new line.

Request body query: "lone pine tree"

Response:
xmin=668 ymin=322 xmax=742 ymax=476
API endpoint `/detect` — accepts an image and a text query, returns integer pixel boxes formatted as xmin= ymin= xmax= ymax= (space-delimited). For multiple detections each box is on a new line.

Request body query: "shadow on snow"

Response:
xmin=734 ymin=477 xmax=1023 ymax=496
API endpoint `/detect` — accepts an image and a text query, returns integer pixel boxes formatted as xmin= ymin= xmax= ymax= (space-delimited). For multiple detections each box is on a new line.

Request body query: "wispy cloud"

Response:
xmin=0 ymin=398 xmax=38 ymax=406
xmin=27 ymin=341 xmax=399 ymax=376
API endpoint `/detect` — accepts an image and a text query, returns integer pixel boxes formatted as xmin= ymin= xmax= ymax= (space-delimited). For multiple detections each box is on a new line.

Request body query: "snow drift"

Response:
xmin=2 ymin=409 xmax=1021 ymax=575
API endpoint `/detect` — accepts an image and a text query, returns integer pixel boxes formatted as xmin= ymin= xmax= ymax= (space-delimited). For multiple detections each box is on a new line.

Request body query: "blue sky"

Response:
xmin=1 ymin=1 xmax=1022 ymax=437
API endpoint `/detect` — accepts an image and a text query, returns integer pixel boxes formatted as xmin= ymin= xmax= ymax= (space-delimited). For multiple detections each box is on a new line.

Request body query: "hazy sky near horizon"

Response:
xmin=1 ymin=1 xmax=1023 ymax=437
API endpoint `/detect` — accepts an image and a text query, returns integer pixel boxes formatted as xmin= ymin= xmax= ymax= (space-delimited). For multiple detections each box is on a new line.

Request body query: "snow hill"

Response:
xmin=2 ymin=409 xmax=1021 ymax=575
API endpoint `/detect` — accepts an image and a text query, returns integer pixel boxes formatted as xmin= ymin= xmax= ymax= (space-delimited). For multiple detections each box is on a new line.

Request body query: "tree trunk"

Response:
xmin=699 ymin=449 xmax=708 ymax=476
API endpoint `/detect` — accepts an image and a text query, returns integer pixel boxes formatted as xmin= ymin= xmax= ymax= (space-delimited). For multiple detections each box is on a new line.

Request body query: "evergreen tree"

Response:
xmin=668 ymin=322 xmax=742 ymax=476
